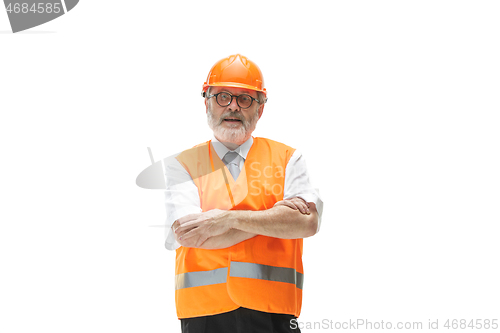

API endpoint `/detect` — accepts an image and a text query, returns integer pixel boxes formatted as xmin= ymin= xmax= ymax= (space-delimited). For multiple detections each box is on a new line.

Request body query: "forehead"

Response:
xmin=211 ymin=86 xmax=258 ymax=97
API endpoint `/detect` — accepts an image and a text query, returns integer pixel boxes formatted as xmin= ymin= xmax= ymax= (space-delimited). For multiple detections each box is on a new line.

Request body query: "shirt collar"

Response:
xmin=211 ymin=136 xmax=254 ymax=160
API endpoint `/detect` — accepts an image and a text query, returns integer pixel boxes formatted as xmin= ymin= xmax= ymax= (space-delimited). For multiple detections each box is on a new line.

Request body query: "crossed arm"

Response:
xmin=172 ymin=197 xmax=319 ymax=249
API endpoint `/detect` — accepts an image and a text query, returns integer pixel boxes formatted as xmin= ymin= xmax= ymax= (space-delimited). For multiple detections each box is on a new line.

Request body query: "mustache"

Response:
xmin=218 ymin=112 xmax=245 ymax=125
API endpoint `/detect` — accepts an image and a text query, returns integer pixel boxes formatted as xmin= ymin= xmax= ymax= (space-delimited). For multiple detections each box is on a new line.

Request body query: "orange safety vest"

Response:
xmin=174 ymin=137 xmax=303 ymax=319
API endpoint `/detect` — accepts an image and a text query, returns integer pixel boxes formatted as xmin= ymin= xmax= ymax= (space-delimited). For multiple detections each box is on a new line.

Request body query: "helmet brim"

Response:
xmin=203 ymin=82 xmax=267 ymax=96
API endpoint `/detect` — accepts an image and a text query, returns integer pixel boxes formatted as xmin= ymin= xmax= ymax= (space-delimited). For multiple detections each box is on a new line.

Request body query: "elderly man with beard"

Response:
xmin=164 ymin=54 xmax=323 ymax=333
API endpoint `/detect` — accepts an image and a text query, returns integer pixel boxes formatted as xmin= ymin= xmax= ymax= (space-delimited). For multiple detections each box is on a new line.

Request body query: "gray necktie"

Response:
xmin=222 ymin=151 xmax=240 ymax=180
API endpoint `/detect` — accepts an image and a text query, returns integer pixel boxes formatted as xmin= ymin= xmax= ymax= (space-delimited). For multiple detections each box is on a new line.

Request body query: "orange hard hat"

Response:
xmin=202 ymin=54 xmax=267 ymax=97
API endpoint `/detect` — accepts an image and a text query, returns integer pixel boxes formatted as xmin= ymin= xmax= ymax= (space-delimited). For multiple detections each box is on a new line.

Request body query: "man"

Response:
xmin=164 ymin=54 xmax=323 ymax=333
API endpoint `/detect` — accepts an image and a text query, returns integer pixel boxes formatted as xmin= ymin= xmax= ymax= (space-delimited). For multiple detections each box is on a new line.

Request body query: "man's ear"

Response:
xmin=258 ymin=104 xmax=265 ymax=119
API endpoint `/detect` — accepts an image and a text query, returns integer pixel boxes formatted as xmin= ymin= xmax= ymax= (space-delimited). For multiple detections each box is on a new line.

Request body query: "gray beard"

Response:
xmin=207 ymin=108 xmax=259 ymax=145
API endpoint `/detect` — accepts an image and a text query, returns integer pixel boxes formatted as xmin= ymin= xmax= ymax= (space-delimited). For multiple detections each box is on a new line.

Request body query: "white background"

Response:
xmin=1 ymin=1 xmax=499 ymax=332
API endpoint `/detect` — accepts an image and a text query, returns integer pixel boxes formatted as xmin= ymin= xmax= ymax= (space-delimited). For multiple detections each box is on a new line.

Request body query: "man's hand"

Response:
xmin=172 ymin=209 xmax=230 ymax=248
xmin=273 ymin=197 xmax=310 ymax=215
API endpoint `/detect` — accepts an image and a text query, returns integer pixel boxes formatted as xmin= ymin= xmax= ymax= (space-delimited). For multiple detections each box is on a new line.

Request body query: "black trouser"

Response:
xmin=180 ymin=307 xmax=301 ymax=333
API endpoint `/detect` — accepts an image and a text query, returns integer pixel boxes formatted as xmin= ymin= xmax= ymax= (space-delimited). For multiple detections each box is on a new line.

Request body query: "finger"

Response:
xmin=175 ymin=219 xmax=203 ymax=234
xmin=176 ymin=225 xmax=198 ymax=238
xmin=179 ymin=226 xmax=202 ymax=241
xmin=301 ymin=200 xmax=311 ymax=214
xmin=295 ymin=200 xmax=307 ymax=214
xmin=289 ymin=199 xmax=305 ymax=214
xmin=280 ymin=201 xmax=298 ymax=210
xmin=298 ymin=201 xmax=310 ymax=214
xmin=296 ymin=197 xmax=307 ymax=205
xmin=171 ymin=220 xmax=179 ymax=231
xmin=175 ymin=224 xmax=186 ymax=234
xmin=282 ymin=199 xmax=302 ymax=213
xmin=291 ymin=198 xmax=310 ymax=214
xmin=177 ymin=213 xmax=200 ymax=225
xmin=176 ymin=228 xmax=187 ymax=238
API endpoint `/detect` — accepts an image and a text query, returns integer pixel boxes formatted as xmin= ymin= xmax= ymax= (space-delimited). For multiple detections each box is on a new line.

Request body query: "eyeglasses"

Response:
xmin=206 ymin=92 xmax=260 ymax=109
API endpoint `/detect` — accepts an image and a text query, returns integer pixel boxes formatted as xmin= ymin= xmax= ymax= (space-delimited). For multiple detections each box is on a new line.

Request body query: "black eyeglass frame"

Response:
xmin=206 ymin=92 xmax=261 ymax=109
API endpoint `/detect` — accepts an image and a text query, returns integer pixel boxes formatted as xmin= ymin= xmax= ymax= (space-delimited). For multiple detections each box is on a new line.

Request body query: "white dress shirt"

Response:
xmin=164 ymin=136 xmax=323 ymax=250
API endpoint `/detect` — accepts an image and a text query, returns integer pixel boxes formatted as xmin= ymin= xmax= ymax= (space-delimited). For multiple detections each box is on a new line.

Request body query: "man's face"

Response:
xmin=206 ymin=86 xmax=264 ymax=145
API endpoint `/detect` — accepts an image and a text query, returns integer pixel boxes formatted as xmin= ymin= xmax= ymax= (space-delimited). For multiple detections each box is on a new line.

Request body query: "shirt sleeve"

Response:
xmin=163 ymin=155 xmax=202 ymax=251
xmin=283 ymin=150 xmax=324 ymax=232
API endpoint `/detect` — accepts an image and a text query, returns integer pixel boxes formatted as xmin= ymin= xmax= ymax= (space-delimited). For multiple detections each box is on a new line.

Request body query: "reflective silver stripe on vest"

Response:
xmin=229 ymin=261 xmax=304 ymax=290
xmin=175 ymin=267 xmax=228 ymax=290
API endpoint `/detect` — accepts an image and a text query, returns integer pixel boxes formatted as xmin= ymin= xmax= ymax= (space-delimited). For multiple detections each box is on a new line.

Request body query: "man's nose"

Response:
xmin=227 ymin=97 xmax=241 ymax=111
